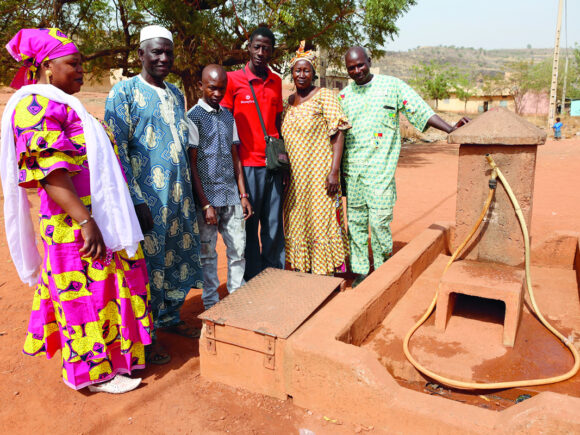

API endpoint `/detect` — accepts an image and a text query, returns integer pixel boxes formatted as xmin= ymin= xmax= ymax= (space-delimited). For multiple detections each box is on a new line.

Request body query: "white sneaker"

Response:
xmin=87 ymin=374 xmax=142 ymax=394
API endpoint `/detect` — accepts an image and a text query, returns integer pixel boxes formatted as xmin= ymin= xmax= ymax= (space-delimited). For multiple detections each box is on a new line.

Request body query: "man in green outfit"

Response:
xmin=339 ymin=47 xmax=468 ymax=287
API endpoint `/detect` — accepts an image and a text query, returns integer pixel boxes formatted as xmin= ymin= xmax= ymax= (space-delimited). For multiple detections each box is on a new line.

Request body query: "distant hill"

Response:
xmin=374 ymin=46 xmax=554 ymax=81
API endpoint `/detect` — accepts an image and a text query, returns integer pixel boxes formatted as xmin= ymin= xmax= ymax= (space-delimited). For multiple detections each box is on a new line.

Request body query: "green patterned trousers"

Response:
xmin=347 ymin=205 xmax=393 ymax=275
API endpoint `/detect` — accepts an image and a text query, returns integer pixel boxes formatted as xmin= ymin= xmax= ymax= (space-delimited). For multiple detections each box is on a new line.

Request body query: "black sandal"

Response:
xmin=146 ymin=343 xmax=171 ymax=365
xmin=162 ymin=321 xmax=201 ymax=339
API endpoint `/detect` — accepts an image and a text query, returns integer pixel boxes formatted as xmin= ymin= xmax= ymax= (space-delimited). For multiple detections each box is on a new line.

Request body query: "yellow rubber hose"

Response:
xmin=403 ymin=154 xmax=579 ymax=390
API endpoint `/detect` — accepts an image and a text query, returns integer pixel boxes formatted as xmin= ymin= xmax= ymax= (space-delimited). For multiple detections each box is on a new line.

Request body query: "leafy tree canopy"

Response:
xmin=478 ymin=54 xmax=580 ymax=115
xmin=454 ymin=72 xmax=476 ymax=112
xmin=410 ymin=60 xmax=458 ymax=109
xmin=0 ymin=0 xmax=416 ymax=106
xmin=502 ymin=59 xmax=560 ymax=114
xmin=567 ymin=43 xmax=580 ymax=100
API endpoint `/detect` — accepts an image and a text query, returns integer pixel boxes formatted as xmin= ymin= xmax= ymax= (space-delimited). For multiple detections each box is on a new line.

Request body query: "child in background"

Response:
xmin=187 ymin=64 xmax=253 ymax=310
xmin=553 ymin=117 xmax=563 ymax=140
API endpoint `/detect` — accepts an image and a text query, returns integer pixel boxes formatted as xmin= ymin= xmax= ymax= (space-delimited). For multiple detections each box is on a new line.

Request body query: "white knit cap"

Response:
xmin=140 ymin=25 xmax=173 ymax=43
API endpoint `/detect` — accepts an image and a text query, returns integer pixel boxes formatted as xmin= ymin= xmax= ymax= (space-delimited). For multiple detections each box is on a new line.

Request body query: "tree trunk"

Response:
xmin=180 ymin=69 xmax=200 ymax=110
xmin=514 ymin=93 xmax=522 ymax=115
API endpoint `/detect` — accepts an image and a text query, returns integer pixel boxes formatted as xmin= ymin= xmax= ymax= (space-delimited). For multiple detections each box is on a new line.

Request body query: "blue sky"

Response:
xmin=384 ymin=0 xmax=579 ymax=51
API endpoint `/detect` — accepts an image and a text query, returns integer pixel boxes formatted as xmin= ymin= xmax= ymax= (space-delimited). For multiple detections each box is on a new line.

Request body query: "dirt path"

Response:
xmin=1 ymin=88 xmax=579 ymax=434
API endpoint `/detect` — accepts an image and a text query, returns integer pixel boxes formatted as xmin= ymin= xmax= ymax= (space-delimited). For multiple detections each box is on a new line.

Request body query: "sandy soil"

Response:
xmin=1 ymin=89 xmax=579 ymax=434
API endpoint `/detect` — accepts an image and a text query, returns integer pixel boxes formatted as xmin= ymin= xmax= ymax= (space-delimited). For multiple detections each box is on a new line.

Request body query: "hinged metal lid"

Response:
xmin=199 ymin=268 xmax=344 ymax=339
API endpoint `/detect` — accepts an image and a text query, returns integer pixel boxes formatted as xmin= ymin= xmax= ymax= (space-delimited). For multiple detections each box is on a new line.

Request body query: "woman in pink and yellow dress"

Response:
xmin=1 ymin=28 xmax=153 ymax=394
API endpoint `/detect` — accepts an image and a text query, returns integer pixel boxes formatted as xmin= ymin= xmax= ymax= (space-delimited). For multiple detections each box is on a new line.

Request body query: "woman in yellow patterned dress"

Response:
xmin=1 ymin=28 xmax=152 ymax=393
xmin=282 ymin=45 xmax=351 ymax=275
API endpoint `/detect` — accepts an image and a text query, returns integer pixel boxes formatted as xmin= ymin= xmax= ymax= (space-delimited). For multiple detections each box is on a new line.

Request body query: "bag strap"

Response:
xmin=243 ymin=67 xmax=268 ymax=138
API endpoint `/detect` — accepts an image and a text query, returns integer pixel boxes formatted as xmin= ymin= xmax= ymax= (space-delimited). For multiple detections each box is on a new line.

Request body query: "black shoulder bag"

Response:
xmin=244 ymin=69 xmax=289 ymax=172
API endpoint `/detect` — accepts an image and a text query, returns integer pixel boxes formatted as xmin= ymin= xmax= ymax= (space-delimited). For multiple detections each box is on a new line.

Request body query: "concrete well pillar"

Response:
xmin=447 ymin=107 xmax=547 ymax=267
xmin=437 ymin=108 xmax=547 ymax=347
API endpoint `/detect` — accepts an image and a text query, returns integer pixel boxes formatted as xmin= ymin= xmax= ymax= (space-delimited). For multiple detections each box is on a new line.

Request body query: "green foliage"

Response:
xmin=504 ymin=51 xmax=580 ymax=104
xmin=502 ymin=60 xmax=538 ymax=114
xmin=410 ymin=60 xmax=458 ymax=109
xmin=481 ymin=74 xmax=502 ymax=96
xmin=478 ymin=48 xmax=580 ymax=113
xmin=454 ymin=73 xmax=475 ymax=112
xmin=566 ymin=43 xmax=580 ymax=100
xmin=0 ymin=0 xmax=148 ymax=84
xmin=0 ymin=0 xmax=48 ymax=86
xmin=501 ymin=58 xmax=562 ymax=113
xmin=0 ymin=0 xmax=417 ymax=106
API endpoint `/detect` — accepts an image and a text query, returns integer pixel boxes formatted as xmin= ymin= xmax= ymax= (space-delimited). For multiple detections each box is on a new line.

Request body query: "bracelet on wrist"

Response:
xmin=78 ymin=216 xmax=93 ymax=227
xmin=202 ymin=204 xmax=211 ymax=211
xmin=240 ymin=193 xmax=249 ymax=199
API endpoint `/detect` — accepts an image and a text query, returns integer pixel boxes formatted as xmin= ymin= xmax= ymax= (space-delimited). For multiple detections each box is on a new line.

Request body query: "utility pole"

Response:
xmin=548 ymin=0 xmax=564 ymax=127
xmin=561 ymin=0 xmax=569 ymax=115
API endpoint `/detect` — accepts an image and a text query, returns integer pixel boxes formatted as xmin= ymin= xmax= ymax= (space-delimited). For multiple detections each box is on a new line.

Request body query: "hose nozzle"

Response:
xmin=485 ymin=153 xmax=498 ymax=169
xmin=486 ymin=154 xmax=499 ymax=188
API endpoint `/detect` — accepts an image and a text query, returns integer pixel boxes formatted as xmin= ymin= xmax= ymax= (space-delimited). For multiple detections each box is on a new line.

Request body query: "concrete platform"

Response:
xmin=281 ymin=224 xmax=580 ymax=432
xmin=368 ymin=255 xmax=579 ymax=392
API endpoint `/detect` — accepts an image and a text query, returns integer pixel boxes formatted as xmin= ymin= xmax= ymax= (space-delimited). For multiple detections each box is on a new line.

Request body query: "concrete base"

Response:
xmin=435 ymin=260 xmax=525 ymax=347
xmin=199 ymin=224 xmax=580 ymax=432
xmin=287 ymin=225 xmax=580 ymax=432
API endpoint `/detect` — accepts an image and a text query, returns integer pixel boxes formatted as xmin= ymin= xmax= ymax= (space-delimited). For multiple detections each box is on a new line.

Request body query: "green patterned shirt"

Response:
xmin=339 ymin=75 xmax=435 ymax=208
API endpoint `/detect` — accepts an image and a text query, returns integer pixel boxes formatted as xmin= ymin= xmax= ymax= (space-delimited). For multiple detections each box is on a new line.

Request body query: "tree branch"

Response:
xmin=83 ymin=46 xmax=135 ymax=61
xmin=180 ymin=0 xmax=224 ymax=11
xmin=70 ymin=0 xmax=95 ymax=36
xmin=230 ymin=0 xmax=248 ymax=40
xmin=307 ymin=8 xmax=355 ymax=42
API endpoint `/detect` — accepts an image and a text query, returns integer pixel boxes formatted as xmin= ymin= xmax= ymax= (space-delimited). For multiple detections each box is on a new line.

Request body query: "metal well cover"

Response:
xmin=199 ymin=268 xmax=344 ymax=339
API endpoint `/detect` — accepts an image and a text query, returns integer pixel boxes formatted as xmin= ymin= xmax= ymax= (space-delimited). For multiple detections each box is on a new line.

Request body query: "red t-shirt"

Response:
xmin=221 ymin=63 xmax=283 ymax=167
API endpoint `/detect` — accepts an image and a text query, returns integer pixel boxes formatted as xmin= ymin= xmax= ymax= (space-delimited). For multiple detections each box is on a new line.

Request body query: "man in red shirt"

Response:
xmin=221 ymin=27 xmax=284 ymax=280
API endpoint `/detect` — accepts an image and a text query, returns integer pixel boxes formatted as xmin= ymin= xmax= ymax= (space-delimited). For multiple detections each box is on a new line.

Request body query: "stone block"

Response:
xmin=435 ymin=260 xmax=525 ymax=347
xmin=448 ymin=107 xmax=547 ymax=267
xmin=448 ymin=107 xmax=547 ymax=146
xmin=453 ymin=145 xmax=536 ymax=267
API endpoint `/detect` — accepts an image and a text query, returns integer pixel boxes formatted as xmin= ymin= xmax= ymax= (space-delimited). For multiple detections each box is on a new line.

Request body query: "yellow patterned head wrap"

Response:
xmin=289 ymin=40 xmax=317 ymax=70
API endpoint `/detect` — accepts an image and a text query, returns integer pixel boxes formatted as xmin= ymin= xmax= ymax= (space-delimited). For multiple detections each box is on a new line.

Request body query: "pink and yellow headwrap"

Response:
xmin=289 ymin=40 xmax=317 ymax=70
xmin=6 ymin=28 xmax=79 ymax=90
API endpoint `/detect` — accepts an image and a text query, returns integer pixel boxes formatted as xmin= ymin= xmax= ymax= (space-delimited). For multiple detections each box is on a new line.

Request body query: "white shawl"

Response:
xmin=0 ymin=84 xmax=143 ymax=286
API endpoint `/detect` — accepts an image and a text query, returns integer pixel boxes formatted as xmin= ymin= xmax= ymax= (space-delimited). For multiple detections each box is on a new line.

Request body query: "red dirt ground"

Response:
xmin=1 ymin=89 xmax=579 ymax=434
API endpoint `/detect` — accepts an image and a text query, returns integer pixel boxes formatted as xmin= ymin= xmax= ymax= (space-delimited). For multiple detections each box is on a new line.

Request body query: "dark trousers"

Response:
xmin=243 ymin=166 xmax=285 ymax=280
